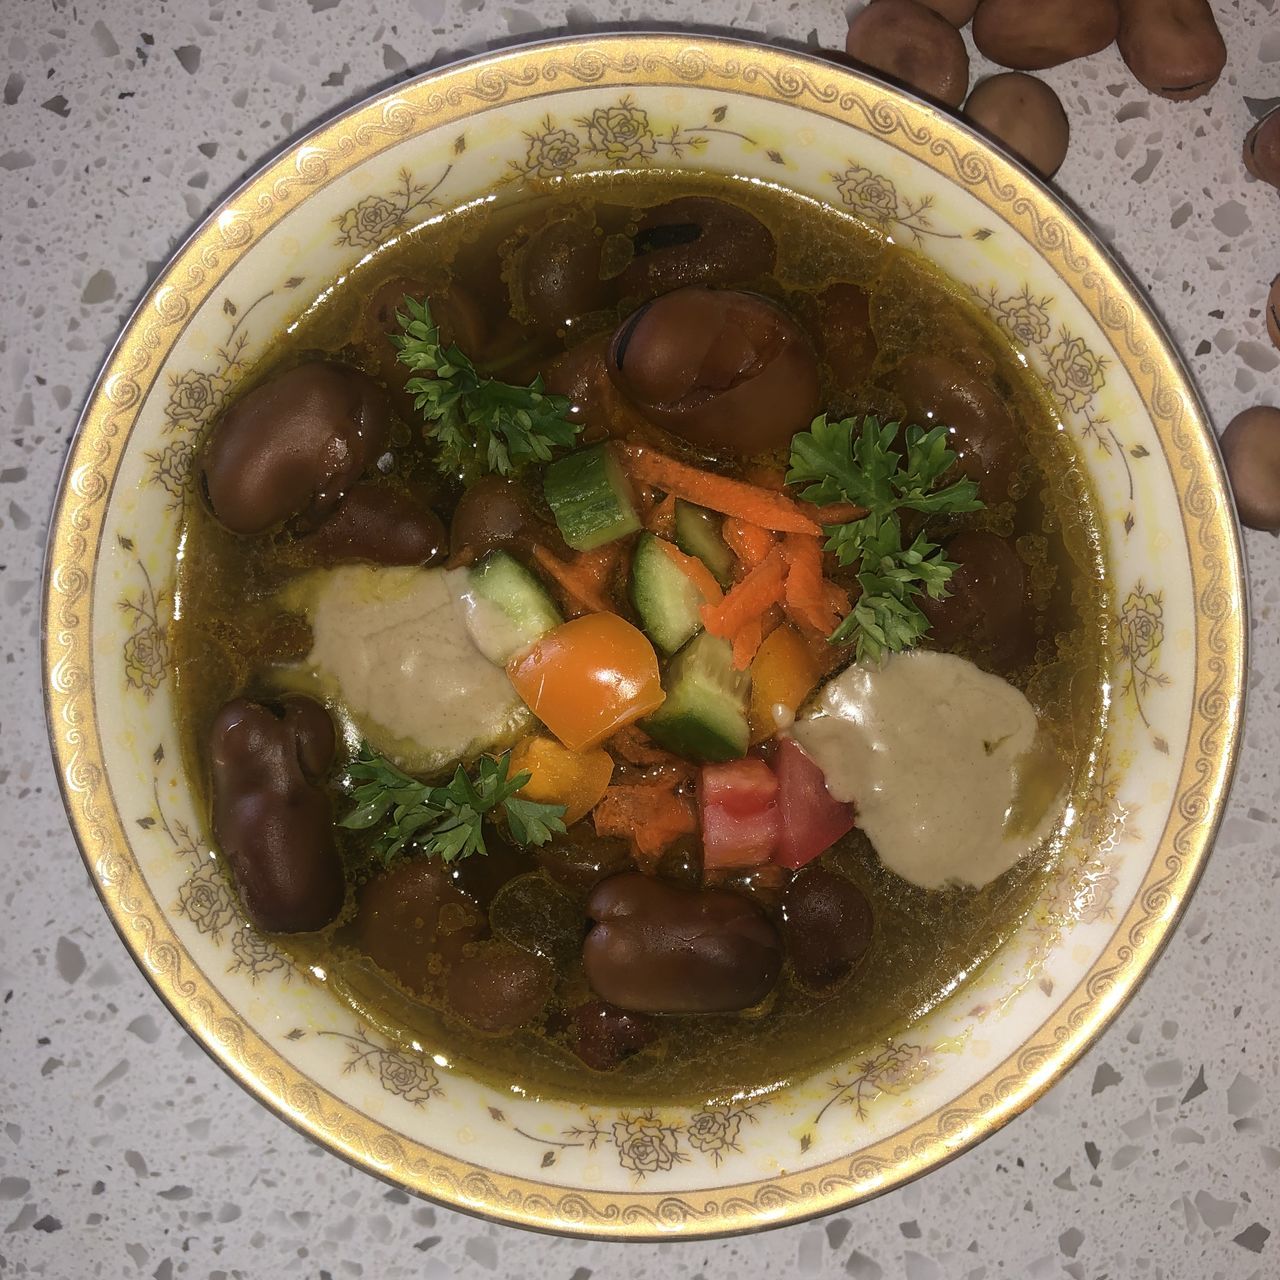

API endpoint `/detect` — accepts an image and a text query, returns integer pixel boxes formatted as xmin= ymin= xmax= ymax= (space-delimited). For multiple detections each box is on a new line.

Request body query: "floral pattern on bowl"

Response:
xmin=44 ymin=35 xmax=1244 ymax=1237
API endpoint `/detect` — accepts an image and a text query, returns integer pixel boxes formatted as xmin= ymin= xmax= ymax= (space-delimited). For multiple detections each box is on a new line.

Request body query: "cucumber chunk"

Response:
xmin=642 ymin=631 xmax=750 ymax=762
xmin=674 ymin=500 xmax=735 ymax=588
xmin=630 ymin=533 xmax=710 ymax=655
xmin=457 ymin=550 xmax=562 ymax=663
xmin=544 ymin=443 xmax=641 ymax=551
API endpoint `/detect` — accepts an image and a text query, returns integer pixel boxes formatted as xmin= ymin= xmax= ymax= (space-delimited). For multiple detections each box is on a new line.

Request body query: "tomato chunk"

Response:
xmin=773 ymin=736 xmax=856 ymax=869
xmin=700 ymin=757 xmax=780 ymax=868
xmin=507 ymin=614 xmax=665 ymax=752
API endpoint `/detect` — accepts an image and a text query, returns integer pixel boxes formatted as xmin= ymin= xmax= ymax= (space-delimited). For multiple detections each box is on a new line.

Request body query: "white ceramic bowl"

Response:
xmin=43 ymin=33 xmax=1246 ymax=1238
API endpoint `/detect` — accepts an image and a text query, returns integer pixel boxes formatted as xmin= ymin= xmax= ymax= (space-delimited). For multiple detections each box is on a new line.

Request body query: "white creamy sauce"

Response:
xmin=793 ymin=650 xmax=1063 ymax=890
xmin=281 ymin=565 xmax=530 ymax=771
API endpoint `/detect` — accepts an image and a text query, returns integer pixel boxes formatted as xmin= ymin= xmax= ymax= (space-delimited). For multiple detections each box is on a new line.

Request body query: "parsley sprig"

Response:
xmin=393 ymin=297 xmax=580 ymax=479
xmin=787 ymin=414 xmax=984 ymax=662
xmin=339 ymin=744 xmax=567 ymax=865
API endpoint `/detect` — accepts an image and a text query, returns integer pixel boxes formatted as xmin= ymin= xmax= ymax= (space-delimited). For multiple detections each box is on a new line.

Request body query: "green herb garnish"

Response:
xmin=339 ymin=744 xmax=567 ymax=865
xmin=393 ymin=297 xmax=580 ymax=479
xmin=787 ymin=414 xmax=984 ymax=662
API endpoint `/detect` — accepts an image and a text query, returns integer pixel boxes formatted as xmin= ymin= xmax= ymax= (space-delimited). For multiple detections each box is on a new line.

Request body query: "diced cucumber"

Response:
xmin=455 ymin=550 xmax=562 ymax=664
xmin=630 ymin=533 xmax=710 ymax=655
xmin=674 ymin=500 xmax=735 ymax=588
xmin=642 ymin=631 xmax=750 ymax=763
xmin=544 ymin=443 xmax=641 ymax=551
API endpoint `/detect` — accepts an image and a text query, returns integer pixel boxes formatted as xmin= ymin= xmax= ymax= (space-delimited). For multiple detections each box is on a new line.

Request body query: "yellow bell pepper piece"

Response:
xmin=509 ymin=734 xmax=615 ymax=826
xmin=748 ymin=623 xmax=821 ymax=743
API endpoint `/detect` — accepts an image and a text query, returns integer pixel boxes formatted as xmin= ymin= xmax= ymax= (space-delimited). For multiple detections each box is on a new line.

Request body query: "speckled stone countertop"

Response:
xmin=2 ymin=0 xmax=1277 ymax=1275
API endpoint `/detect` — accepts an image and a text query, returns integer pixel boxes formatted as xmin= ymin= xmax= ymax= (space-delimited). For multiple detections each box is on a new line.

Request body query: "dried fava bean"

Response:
xmin=919 ymin=531 xmax=1036 ymax=670
xmin=1244 ymin=109 xmax=1280 ymax=189
xmin=845 ymin=0 xmax=971 ymax=108
xmin=893 ymin=354 xmax=1023 ymax=503
xmin=300 ymin=483 xmax=446 ymax=566
xmin=535 ymin=830 xmax=634 ymax=891
xmin=781 ymin=867 xmax=874 ymax=991
xmin=617 ymin=197 xmax=776 ymax=300
xmin=569 ymin=1000 xmax=657 ymax=1071
xmin=517 ymin=212 xmax=612 ymax=330
xmin=355 ymin=859 xmax=488 ymax=993
xmin=201 ymin=362 xmax=391 ymax=536
xmin=963 ymin=74 xmax=1070 ymax=179
xmin=872 ymin=0 xmax=978 ymax=26
xmin=583 ymin=873 xmax=782 ymax=1014
xmin=972 ymin=0 xmax=1119 ymax=71
xmin=447 ymin=474 xmax=563 ymax=564
xmin=607 ymin=286 xmax=821 ymax=456
xmin=209 ymin=695 xmax=344 ymax=933
xmin=1267 ymin=275 xmax=1280 ymax=354
xmin=815 ymin=283 xmax=878 ymax=392
xmin=445 ymin=941 xmax=554 ymax=1033
xmin=1221 ymin=407 xmax=1280 ymax=533
xmin=1116 ymin=0 xmax=1226 ymax=102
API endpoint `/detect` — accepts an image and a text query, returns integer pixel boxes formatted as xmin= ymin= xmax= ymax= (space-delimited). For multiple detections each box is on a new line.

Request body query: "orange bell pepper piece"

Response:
xmin=507 ymin=613 xmax=665 ymax=752
xmin=509 ymin=734 xmax=615 ymax=826
xmin=748 ymin=622 xmax=822 ymax=743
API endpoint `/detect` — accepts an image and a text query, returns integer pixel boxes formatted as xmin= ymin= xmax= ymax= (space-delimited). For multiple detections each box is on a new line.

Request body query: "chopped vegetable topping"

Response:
xmin=772 ymin=737 xmax=856 ymax=869
xmin=340 ymin=745 xmax=567 ymax=863
xmin=531 ymin=543 xmax=619 ymax=616
xmin=592 ymin=776 xmax=698 ymax=866
xmin=747 ymin=623 xmax=822 ymax=742
xmin=395 ymin=296 xmax=580 ymax=479
xmin=508 ymin=734 xmax=615 ymax=825
xmin=700 ymin=758 xmax=781 ymax=868
xmin=787 ymin=414 xmax=984 ymax=661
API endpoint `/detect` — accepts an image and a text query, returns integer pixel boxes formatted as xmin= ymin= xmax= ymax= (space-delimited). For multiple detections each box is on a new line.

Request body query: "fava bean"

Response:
xmin=972 ymin=0 xmax=1119 ymax=71
xmin=1244 ymin=108 xmax=1280 ymax=189
xmin=964 ymin=74 xmax=1070 ymax=178
xmin=209 ymin=696 xmax=343 ymax=933
xmin=846 ymin=0 xmax=970 ymax=108
xmin=1268 ymin=275 xmax=1280 ymax=354
xmin=300 ymin=483 xmax=446 ymax=566
xmin=781 ymin=867 xmax=874 ymax=991
xmin=569 ymin=1000 xmax=657 ymax=1071
xmin=1116 ymin=0 xmax=1226 ymax=101
xmin=1221 ymin=406 xmax=1280 ymax=533
xmin=872 ymin=0 xmax=978 ymax=26
xmin=445 ymin=941 xmax=553 ymax=1033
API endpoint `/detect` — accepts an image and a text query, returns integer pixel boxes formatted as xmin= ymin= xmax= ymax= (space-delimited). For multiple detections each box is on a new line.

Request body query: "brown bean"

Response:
xmin=209 ymin=695 xmax=343 ymax=933
xmin=583 ymin=873 xmax=781 ymax=1014
xmin=873 ymin=0 xmax=978 ymax=25
xmin=816 ymin=283 xmax=878 ymax=393
xmin=1116 ymin=0 xmax=1226 ymax=101
xmin=445 ymin=941 xmax=553 ymax=1033
xmin=516 ymin=213 xmax=612 ymax=330
xmin=893 ymin=354 xmax=1022 ymax=503
xmin=972 ymin=0 xmax=1119 ymax=70
xmin=299 ymin=483 xmax=446 ymax=566
xmin=568 ymin=1000 xmax=657 ymax=1071
xmin=544 ymin=334 xmax=657 ymax=442
xmin=964 ymin=74 xmax=1070 ymax=179
xmin=617 ymin=197 xmax=776 ymax=300
xmin=846 ymin=0 xmax=970 ymax=108
xmin=919 ymin=530 xmax=1036 ymax=669
xmin=201 ymin=362 xmax=390 ymax=535
xmin=608 ymin=287 xmax=821 ymax=456
xmin=488 ymin=874 xmax=584 ymax=968
xmin=1244 ymin=108 xmax=1280 ymax=189
xmin=1220 ymin=406 xmax=1280 ymax=533
xmin=535 ymin=830 xmax=634 ymax=891
xmin=1268 ymin=275 xmax=1280 ymax=354
xmin=354 ymin=859 xmax=488 ymax=994
xmin=446 ymin=474 xmax=566 ymax=566
xmin=781 ymin=867 xmax=874 ymax=991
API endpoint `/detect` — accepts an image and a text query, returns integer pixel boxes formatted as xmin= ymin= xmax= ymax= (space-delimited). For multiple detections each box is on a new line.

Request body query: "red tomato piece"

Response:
xmin=773 ymin=737 xmax=856 ymax=869
xmin=700 ymin=758 xmax=780 ymax=868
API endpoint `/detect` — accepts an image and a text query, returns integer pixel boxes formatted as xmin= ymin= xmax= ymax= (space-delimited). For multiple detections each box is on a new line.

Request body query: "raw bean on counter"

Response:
xmin=846 ymin=0 xmax=971 ymax=108
xmin=1221 ymin=407 xmax=1280 ymax=534
xmin=972 ymin=0 xmax=1119 ymax=71
xmin=208 ymin=695 xmax=344 ymax=933
xmin=1267 ymin=275 xmax=1280 ymax=354
xmin=1116 ymin=0 xmax=1226 ymax=102
xmin=964 ymin=73 xmax=1071 ymax=178
xmin=872 ymin=0 xmax=978 ymax=26
xmin=1244 ymin=108 xmax=1280 ymax=189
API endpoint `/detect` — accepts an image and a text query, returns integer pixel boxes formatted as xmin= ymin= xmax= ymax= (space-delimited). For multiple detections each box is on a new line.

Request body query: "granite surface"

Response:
xmin=1 ymin=0 xmax=1278 ymax=1275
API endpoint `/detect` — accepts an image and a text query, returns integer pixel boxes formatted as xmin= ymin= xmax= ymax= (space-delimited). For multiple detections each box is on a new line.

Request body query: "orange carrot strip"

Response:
xmin=780 ymin=535 xmax=849 ymax=635
xmin=655 ymin=537 xmax=724 ymax=605
xmin=593 ymin=779 xmax=698 ymax=867
xmin=798 ymin=500 xmax=868 ymax=526
xmin=621 ymin=444 xmax=823 ymax=536
xmin=645 ymin=493 xmax=678 ymax=537
xmin=700 ymin=546 xmax=788 ymax=640
xmin=722 ymin=517 xmax=777 ymax=572
xmin=731 ymin=613 xmax=764 ymax=670
xmin=531 ymin=545 xmax=613 ymax=616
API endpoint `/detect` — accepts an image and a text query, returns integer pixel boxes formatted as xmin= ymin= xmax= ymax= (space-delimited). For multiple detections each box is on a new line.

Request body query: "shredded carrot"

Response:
xmin=593 ymin=779 xmax=698 ymax=867
xmin=620 ymin=443 xmax=823 ymax=536
xmin=722 ymin=517 xmax=777 ymax=572
xmin=780 ymin=535 xmax=847 ymax=635
xmin=654 ymin=537 xmax=723 ymax=605
xmin=797 ymin=500 xmax=868 ymax=526
xmin=644 ymin=493 xmax=677 ymax=537
xmin=742 ymin=463 xmax=787 ymax=491
xmin=700 ymin=545 xmax=788 ymax=641
xmin=531 ymin=544 xmax=614 ymax=616
xmin=731 ymin=613 xmax=764 ymax=671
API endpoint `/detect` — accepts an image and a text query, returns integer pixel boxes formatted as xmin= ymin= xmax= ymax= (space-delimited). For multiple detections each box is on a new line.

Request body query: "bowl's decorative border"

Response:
xmin=43 ymin=37 xmax=1245 ymax=1237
